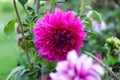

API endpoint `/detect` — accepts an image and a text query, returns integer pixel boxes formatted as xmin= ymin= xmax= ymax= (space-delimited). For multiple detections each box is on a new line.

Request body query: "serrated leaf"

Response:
xmin=4 ymin=19 xmax=17 ymax=36
xmin=18 ymin=0 xmax=28 ymax=5
xmin=90 ymin=11 xmax=102 ymax=22
xmin=7 ymin=66 xmax=25 ymax=80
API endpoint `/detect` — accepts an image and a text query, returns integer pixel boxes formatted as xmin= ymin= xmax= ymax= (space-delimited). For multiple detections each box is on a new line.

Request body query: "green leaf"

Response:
xmin=90 ymin=11 xmax=102 ymax=22
xmin=49 ymin=0 xmax=56 ymax=4
xmin=20 ymin=40 xmax=34 ymax=49
xmin=83 ymin=18 xmax=92 ymax=30
xmin=27 ymin=70 xmax=37 ymax=76
xmin=14 ymin=71 xmax=28 ymax=80
xmin=18 ymin=0 xmax=28 ymax=5
xmin=4 ymin=19 xmax=17 ymax=36
xmin=7 ymin=66 xmax=25 ymax=80
xmin=109 ymin=56 xmax=118 ymax=66
xmin=27 ymin=6 xmax=34 ymax=11
xmin=85 ymin=30 xmax=99 ymax=38
xmin=20 ymin=69 xmax=30 ymax=77
xmin=20 ymin=69 xmax=30 ymax=80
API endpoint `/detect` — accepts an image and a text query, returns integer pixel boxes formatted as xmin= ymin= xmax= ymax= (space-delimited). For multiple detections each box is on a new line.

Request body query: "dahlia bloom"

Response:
xmin=33 ymin=9 xmax=86 ymax=62
xmin=50 ymin=50 xmax=104 ymax=80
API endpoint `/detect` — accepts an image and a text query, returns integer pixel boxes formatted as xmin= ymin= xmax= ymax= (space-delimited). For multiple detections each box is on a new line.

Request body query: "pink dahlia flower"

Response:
xmin=33 ymin=9 xmax=86 ymax=62
xmin=50 ymin=50 xmax=104 ymax=80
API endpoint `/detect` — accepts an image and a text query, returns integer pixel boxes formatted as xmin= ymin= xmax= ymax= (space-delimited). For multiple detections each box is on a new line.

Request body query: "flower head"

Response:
xmin=106 ymin=37 xmax=120 ymax=48
xmin=33 ymin=9 xmax=86 ymax=62
xmin=50 ymin=50 xmax=104 ymax=80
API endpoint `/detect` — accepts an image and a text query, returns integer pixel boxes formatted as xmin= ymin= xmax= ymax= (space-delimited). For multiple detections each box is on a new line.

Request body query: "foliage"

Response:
xmin=0 ymin=0 xmax=120 ymax=80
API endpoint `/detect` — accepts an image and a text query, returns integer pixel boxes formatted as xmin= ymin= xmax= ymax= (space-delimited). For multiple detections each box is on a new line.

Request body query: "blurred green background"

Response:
xmin=0 ymin=1 xmax=25 ymax=79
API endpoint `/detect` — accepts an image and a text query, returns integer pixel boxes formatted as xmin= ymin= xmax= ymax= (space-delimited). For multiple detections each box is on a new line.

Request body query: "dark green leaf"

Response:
xmin=20 ymin=40 xmax=34 ymax=49
xmin=27 ymin=70 xmax=37 ymax=76
xmin=4 ymin=19 xmax=17 ymax=36
xmin=41 ymin=66 xmax=50 ymax=73
xmin=27 ymin=6 xmax=34 ymax=11
xmin=20 ymin=69 xmax=30 ymax=77
xmin=18 ymin=0 xmax=28 ymax=5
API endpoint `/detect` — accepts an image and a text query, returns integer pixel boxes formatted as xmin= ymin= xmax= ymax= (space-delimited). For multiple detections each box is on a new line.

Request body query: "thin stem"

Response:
xmin=46 ymin=62 xmax=50 ymax=80
xmin=80 ymin=0 xmax=85 ymax=16
xmin=35 ymin=0 xmax=40 ymax=15
xmin=106 ymin=47 xmax=111 ymax=66
xmin=84 ymin=51 xmax=120 ymax=80
xmin=49 ymin=1 xmax=55 ymax=12
xmin=21 ymin=5 xmax=29 ymax=15
xmin=13 ymin=0 xmax=31 ymax=69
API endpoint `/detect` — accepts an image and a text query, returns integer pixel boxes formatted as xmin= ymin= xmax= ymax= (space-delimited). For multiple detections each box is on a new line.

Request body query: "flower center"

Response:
xmin=54 ymin=30 xmax=71 ymax=46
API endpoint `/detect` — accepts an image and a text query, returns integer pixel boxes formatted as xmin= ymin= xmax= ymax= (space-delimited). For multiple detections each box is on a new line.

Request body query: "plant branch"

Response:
xmin=13 ymin=0 xmax=31 ymax=69
xmin=84 ymin=51 xmax=120 ymax=80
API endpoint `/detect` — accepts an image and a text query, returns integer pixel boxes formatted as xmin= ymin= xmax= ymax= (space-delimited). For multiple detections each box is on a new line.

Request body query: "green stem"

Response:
xmin=21 ymin=5 xmax=29 ymax=15
xmin=35 ymin=0 xmax=40 ymax=15
xmin=80 ymin=0 xmax=85 ymax=16
xmin=46 ymin=73 xmax=49 ymax=80
xmin=46 ymin=62 xmax=50 ymax=80
xmin=49 ymin=0 xmax=55 ymax=12
xmin=84 ymin=51 xmax=120 ymax=80
xmin=107 ymin=47 xmax=111 ymax=66
xmin=13 ymin=0 xmax=31 ymax=69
